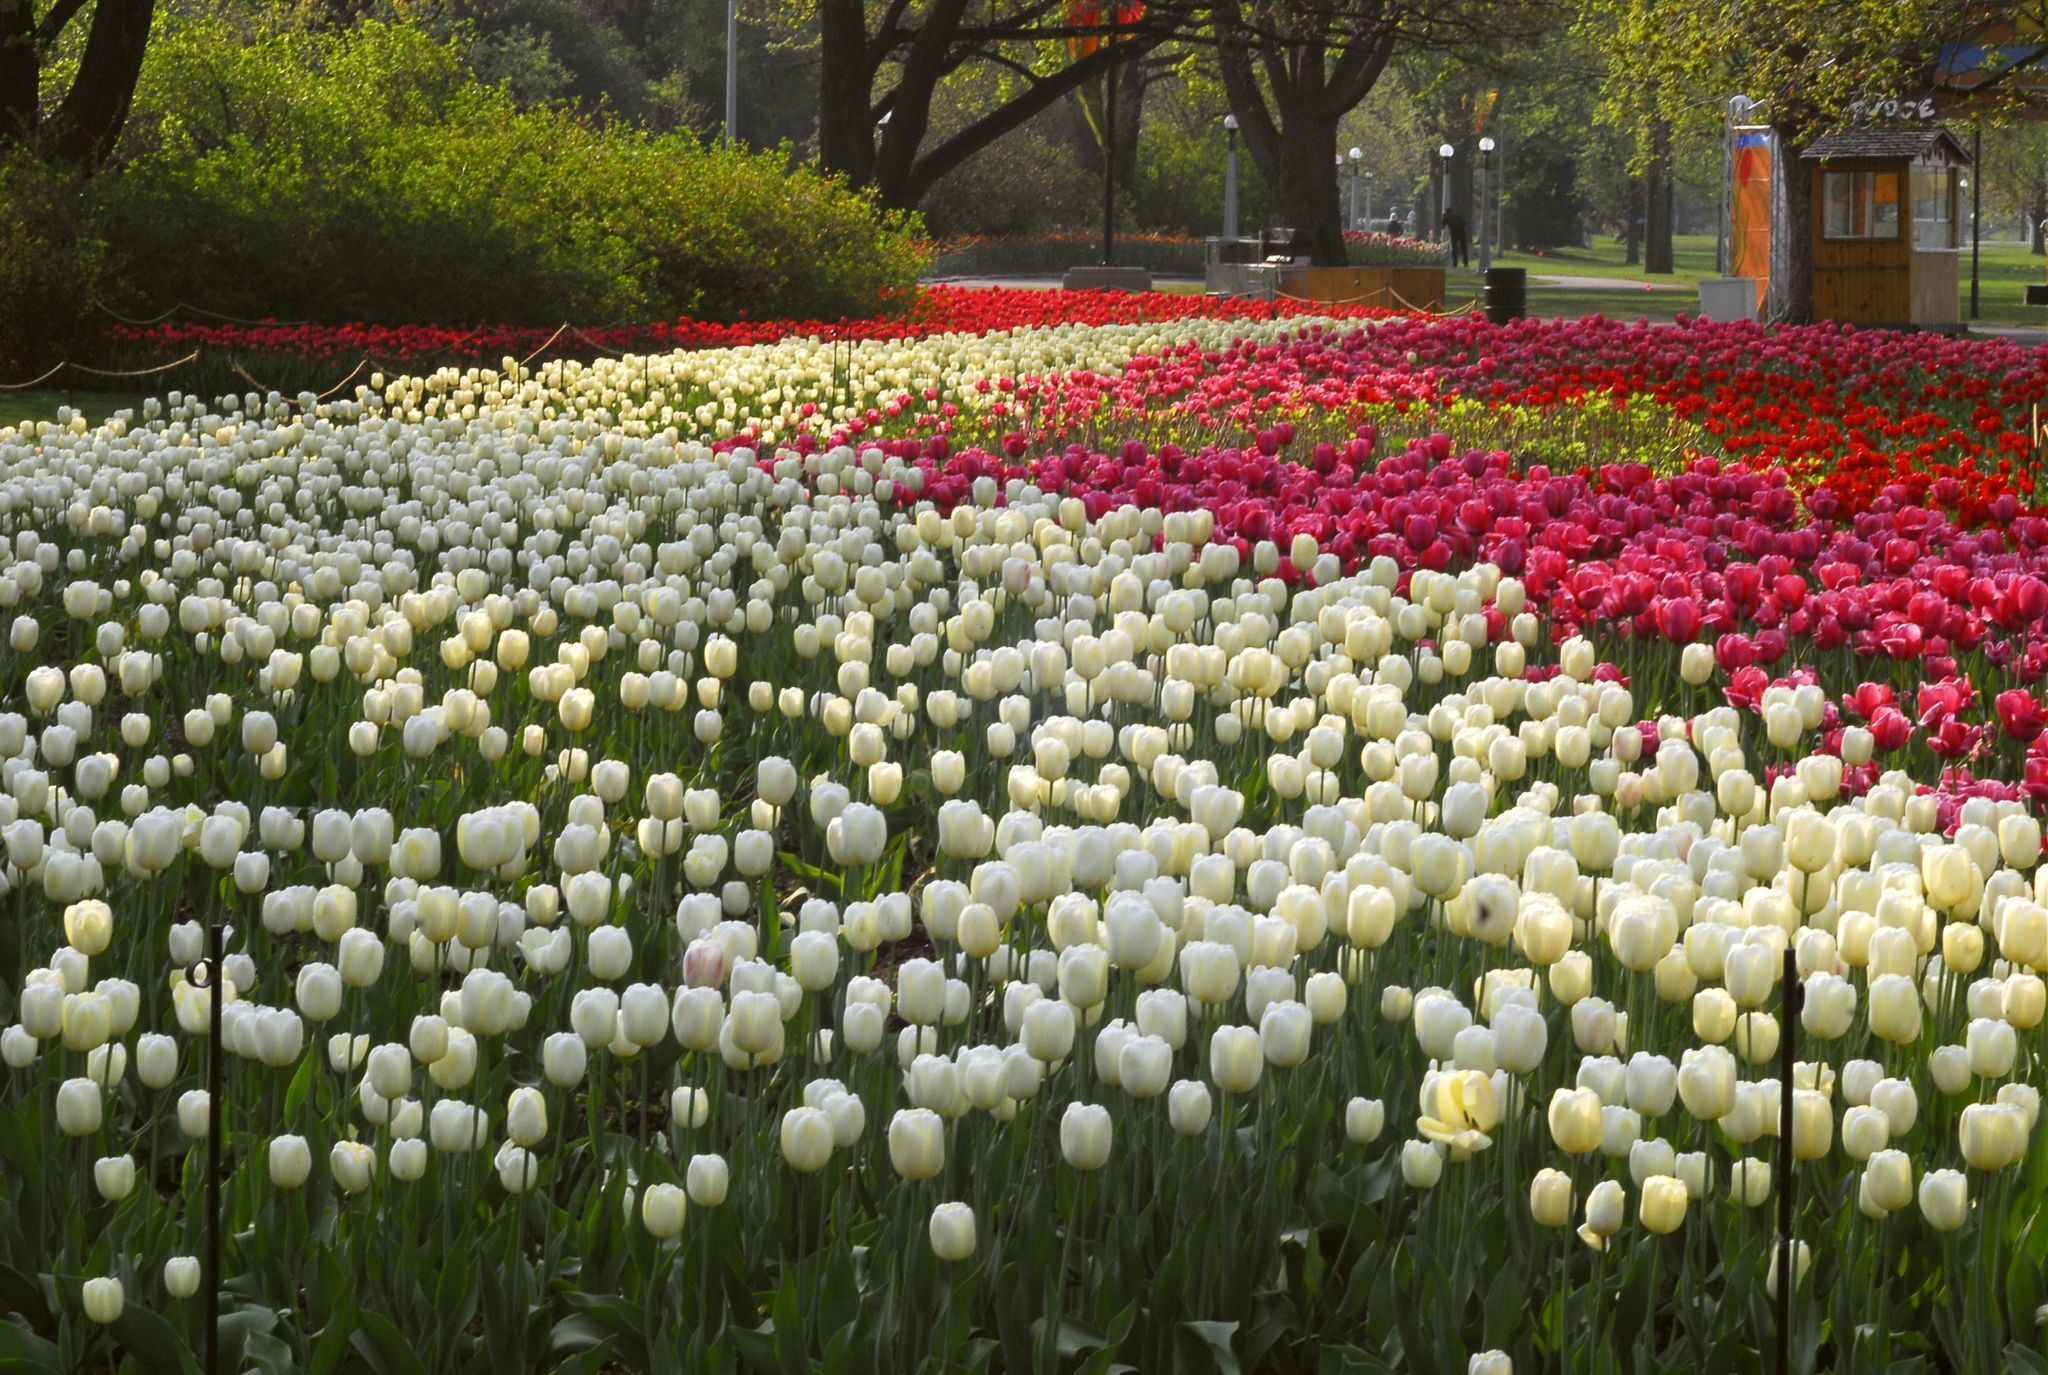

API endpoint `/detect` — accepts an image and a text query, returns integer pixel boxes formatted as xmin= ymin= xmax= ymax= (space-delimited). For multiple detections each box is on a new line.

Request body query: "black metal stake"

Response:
xmin=199 ymin=919 xmax=225 ymax=1375
xmin=1776 ymin=946 xmax=1802 ymax=1375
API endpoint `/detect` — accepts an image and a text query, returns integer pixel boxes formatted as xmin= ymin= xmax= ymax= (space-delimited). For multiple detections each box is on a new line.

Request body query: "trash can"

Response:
xmin=1482 ymin=268 xmax=1527 ymax=325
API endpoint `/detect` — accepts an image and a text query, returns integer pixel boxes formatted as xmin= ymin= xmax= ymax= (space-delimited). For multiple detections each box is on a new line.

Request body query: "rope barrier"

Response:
xmin=68 ymin=351 xmax=207 ymax=378
xmin=0 ymin=351 xmax=205 ymax=391
xmin=0 ymin=363 xmax=68 ymax=392
xmin=313 ymin=358 xmax=373 ymax=402
xmin=226 ymin=356 xmax=275 ymax=395
xmin=514 ymin=323 xmax=577 ymax=370
xmin=95 ymin=300 xmax=316 ymax=328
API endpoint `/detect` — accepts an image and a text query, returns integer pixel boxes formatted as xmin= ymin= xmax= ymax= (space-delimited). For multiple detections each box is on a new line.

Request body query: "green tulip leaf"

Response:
xmin=108 ymin=1304 xmax=197 ymax=1375
xmin=0 ymin=1318 xmax=60 ymax=1375
xmin=1180 ymin=1319 xmax=1241 ymax=1375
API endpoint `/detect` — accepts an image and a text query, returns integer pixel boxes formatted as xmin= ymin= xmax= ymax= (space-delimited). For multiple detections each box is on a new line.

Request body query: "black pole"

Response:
xmin=204 ymin=918 xmax=224 ymax=1375
xmin=1102 ymin=67 xmax=1117 ymax=267
xmin=1972 ymin=122 xmax=1983 ymax=320
xmin=1776 ymin=947 xmax=1802 ymax=1375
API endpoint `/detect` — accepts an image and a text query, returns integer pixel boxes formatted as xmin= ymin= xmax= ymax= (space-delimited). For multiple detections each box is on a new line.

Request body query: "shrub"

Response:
xmin=95 ymin=17 xmax=926 ymax=326
xmin=0 ymin=155 xmax=107 ymax=370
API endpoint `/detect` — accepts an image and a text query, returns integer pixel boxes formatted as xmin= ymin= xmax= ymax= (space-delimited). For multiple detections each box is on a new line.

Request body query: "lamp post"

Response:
xmin=1363 ymin=172 xmax=1374 ymax=233
xmin=1223 ymin=114 xmax=1240 ymax=240
xmin=724 ymin=0 xmax=738 ymax=144
xmin=1347 ymin=147 xmax=1364 ymax=230
xmin=1438 ymin=142 xmax=1455 ymax=256
xmin=1478 ymin=136 xmax=1496 ymax=273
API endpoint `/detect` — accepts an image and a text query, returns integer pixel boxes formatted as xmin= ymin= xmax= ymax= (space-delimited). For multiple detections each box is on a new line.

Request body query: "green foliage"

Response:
xmin=1504 ymin=136 xmax=1589 ymax=250
xmin=0 ymin=155 xmax=107 ymax=370
xmin=93 ymin=15 xmax=925 ymax=325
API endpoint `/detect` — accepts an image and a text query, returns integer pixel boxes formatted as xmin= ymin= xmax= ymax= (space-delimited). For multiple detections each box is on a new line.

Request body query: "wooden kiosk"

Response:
xmin=1801 ymin=128 xmax=1968 ymax=328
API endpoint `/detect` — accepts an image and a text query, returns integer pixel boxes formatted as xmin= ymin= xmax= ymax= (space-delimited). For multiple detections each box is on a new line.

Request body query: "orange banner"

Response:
xmin=1067 ymin=0 xmax=1144 ymax=58
xmin=1731 ymin=126 xmax=1772 ymax=308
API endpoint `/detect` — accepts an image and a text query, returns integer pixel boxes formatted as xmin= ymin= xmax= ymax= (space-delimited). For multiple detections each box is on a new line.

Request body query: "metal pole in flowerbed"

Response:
xmin=184 ymin=915 xmax=227 ymax=1375
xmin=1776 ymin=947 xmax=1803 ymax=1375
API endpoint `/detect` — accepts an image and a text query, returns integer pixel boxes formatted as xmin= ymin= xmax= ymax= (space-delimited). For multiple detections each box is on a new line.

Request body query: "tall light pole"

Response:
xmin=1348 ymin=147 xmax=1363 ymax=230
xmin=1438 ymin=142 xmax=1455 ymax=254
xmin=1478 ymin=136 xmax=1495 ymax=272
xmin=724 ymin=0 xmax=738 ymax=144
xmin=1363 ymin=172 xmax=1375 ymax=233
xmin=1223 ymin=114 xmax=1240 ymax=239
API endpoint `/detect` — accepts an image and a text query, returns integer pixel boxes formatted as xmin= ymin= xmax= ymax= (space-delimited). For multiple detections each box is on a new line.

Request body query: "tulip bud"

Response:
xmin=1578 ymin=1178 xmax=1625 ymax=1250
xmin=686 ymin=1153 xmax=729 ymax=1208
xmin=93 ymin=1154 xmax=136 ymax=1202
xmin=1400 ymin=1139 xmax=1444 ymax=1189
xmin=1060 ymin=1102 xmax=1112 ymax=1170
xmin=780 ymin=1107 xmax=834 ymax=1172
xmin=1638 ymin=1174 xmax=1688 ymax=1234
xmin=164 ymin=1256 xmax=201 ymax=1299
xmin=81 ymin=1277 xmax=123 ymax=1325
xmin=1547 ymin=1087 xmax=1602 ymax=1155
xmin=1529 ymin=1167 xmax=1575 ymax=1227
xmin=641 ymin=1182 xmax=687 ymax=1239
xmin=55 ymin=1078 xmax=103 ymax=1136
xmin=1168 ymin=1079 xmax=1212 ymax=1135
xmin=268 ymin=1134 xmax=313 ymax=1189
xmin=929 ymin=1201 xmax=977 ymax=1262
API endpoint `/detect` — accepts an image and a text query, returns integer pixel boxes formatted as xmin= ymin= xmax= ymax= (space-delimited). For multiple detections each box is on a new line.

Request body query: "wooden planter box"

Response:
xmin=1273 ymin=265 xmax=1446 ymax=312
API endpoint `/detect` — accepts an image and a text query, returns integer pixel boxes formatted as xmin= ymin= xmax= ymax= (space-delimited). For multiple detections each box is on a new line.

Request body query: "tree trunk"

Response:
xmin=1270 ymin=113 xmax=1346 ymax=265
xmin=816 ymin=0 xmax=877 ymax=189
xmin=1645 ymin=122 xmax=1674 ymax=274
xmin=1624 ymin=177 xmax=1641 ymax=265
xmin=2030 ymin=173 xmax=2044 ymax=256
xmin=1767 ymin=124 xmax=1813 ymax=324
xmin=1112 ymin=64 xmax=1144 ymax=199
xmin=0 ymin=1 xmax=36 ymax=154
xmin=42 ymin=0 xmax=155 ymax=170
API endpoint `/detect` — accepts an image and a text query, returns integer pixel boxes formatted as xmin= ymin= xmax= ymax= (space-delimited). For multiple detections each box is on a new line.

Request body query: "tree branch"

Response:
xmin=33 ymin=0 xmax=89 ymax=51
xmin=903 ymin=36 xmax=1159 ymax=201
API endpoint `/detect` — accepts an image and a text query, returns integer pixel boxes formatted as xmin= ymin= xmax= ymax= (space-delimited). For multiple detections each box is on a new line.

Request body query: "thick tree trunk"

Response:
xmin=43 ymin=0 xmax=155 ymax=169
xmin=1214 ymin=1 xmax=1391 ymax=269
xmin=2030 ymin=176 xmax=2044 ymax=256
xmin=1645 ymin=122 xmax=1674 ymax=274
xmin=816 ymin=0 xmax=877 ymax=189
xmin=1767 ymin=123 xmax=1813 ymax=324
xmin=0 ymin=1 xmax=36 ymax=154
xmin=1270 ymin=114 xmax=1346 ymax=265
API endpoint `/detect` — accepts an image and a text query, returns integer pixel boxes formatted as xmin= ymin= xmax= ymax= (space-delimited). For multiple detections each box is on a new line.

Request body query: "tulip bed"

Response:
xmin=91 ymin=285 xmax=1402 ymax=404
xmin=5 ymin=306 xmax=2048 ymax=1375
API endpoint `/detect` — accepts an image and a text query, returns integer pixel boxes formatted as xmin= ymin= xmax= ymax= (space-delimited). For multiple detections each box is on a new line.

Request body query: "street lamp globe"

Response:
xmin=1478 ymin=136 xmax=1495 ymax=155
xmin=1223 ymin=114 xmax=1238 ymax=132
xmin=1439 ymin=143 xmax=1455 ymax=160
xmin=1349 ymin=147 xmax=1363 ymax=163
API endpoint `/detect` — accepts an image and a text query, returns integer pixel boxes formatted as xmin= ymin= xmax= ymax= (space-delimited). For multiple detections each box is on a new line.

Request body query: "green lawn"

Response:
xmin=0 ymin=389 xmax=149 ymax=434
xmin=1490 ymin=233 xmax=1720 ymax=289
xmin=1473 ymin=231 xmax=2048 ymax=325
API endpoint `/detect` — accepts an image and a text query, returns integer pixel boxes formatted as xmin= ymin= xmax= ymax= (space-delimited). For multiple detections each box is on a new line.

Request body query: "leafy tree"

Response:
xmin=1595 ymin=0 xmax=2047 ymax=321
xmin=1 ymin=0 xmax=157 ymax=170
xmin=1210 ymin=0 xmax=1546 ymax=265
xmin=809 ymin=0 xmax=1192 ymax=209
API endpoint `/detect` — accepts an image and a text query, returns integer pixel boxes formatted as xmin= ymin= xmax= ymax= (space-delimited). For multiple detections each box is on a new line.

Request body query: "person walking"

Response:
xmin=1440 ymin=206 xmax=1470 ymax=267
xmin=1386 ymin=208 xmax=1405 ymax=237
